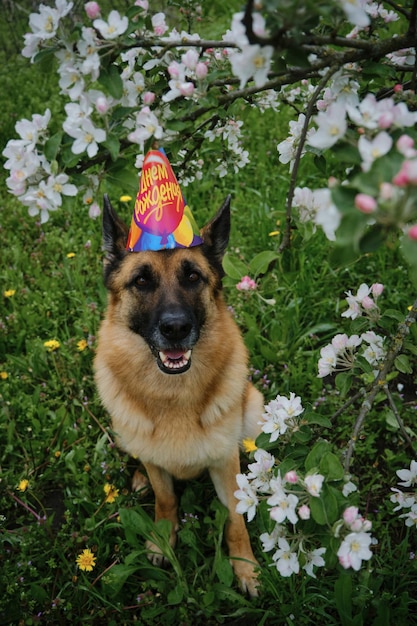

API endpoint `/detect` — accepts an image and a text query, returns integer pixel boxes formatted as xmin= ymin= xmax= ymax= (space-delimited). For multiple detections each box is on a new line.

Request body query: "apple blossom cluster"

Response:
xmin=236 ymin=275 xmax=257 ymax=291
xmin=317 ymin=282 xmax=386 ymax=378
xmin=6 ymin=0 xmax=281 ymax=221
xmin=3 ymin=0 xmax=417 ymax=242
xmin=234 ymin=441 xmax=375 ymax=576
xmin=234 ymin=449 xmax=328 ymax=577
xmin=259 ymin=392 xmax=305 ymax=443
xmin=278 ymin=71 xmax=417 ymax=243
xmin=390 ymin=460 xmax=417 ymax=528
xmin=224 ymin=12 xmax=273 ymax=90
xmin=334 ymin=505 xmax=375 ymax=571
xmin=3 ymin=109 xmax=77 ymax=223
xmin=341 ymin=282 xmax=384 ymax=321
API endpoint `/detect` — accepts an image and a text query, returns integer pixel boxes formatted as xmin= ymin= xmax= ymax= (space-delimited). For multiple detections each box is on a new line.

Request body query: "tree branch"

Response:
xmin=278 ymin=67 xmax=338 ymax=252
xmin=344 ymin=298 xmax=417 ymax=472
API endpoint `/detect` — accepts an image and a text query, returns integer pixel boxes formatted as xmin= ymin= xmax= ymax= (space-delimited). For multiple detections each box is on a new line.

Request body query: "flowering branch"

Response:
xmin=278 ymin=67 xmax=339 ymax=252
xmin=344 ymin=297 xmax=417 ymax=471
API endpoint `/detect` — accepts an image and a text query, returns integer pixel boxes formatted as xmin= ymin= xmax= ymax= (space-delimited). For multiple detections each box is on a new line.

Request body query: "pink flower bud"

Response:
xmin=378 ymin=112 xmax=393 ymax=129
xmin=393 ymin=160 xmax=417 ymax=186
xmin=361 ymin=296 xmax=375 ymax=310
xmin=339 ymin=554 xmax=352 ymax=569
xmin=179 ymin=82 xmax=195 ymax=97
xmin=396 ymin=134 xmax=415 ymax=156
xmin=354 ymin=193 xmax=377 ymax=214
xmin=284 ymin=471 xmax=298 ymax=484
xmin=379 ymin=182 xmax=394 ymax=200
xmin=298 ymin=505 xmax=310 ymax=520
xmin=195 ymin=62 xmax=208 ymax=79
xmin=142 ymin=91 xmax=155 ymax=105
xmin=394 ymin=83 xmax=403 ymax=93
xmin=95 ymin=96 xmax=109 ymax=114
xmin=182 ymin=49 xmax=199 ymax=70
xmin=371 ymin=283 xmax=384 ymax=297
xmin=343 ymin=506 xmax=359 ymax=525
xmin=84 ymin=1 xmax=101 ymax=19
xmin=168 ymin=61 xmax=181 ymax=78
xmin=409 ymin=224 xmax=417 ymax=240
xmin=89 ymin=202 xmax=101 ymax=219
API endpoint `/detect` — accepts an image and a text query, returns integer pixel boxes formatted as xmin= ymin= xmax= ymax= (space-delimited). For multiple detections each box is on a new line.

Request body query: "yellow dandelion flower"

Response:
xmin=77 ymin=339 xmax=88 ymax=352
xmin=242 ymin=438 xmax=257 ymax=453
xmin=268 ymin=230 xmax=280 ymax=237
xmin=18 ymin=479 xmax=29 ymax=492
xmin=4 ymin=289 xmax=16 ymax=298
xmin=54 ymin=450 xmax=61 ymax=458
xmin=0 ymin=371 xmax=8 ymax=380
xmin=66 ymin=252 xmax=76 ymax=259
xmin=44 ymin=339 xmax=60 ymax=352
xmin=76 ymin=548 xmax=96 ymax=572
xmin=120 ymin=195 xmax=132 ymax=202
xmin=103 ymin=483 xmax=119 ymax=503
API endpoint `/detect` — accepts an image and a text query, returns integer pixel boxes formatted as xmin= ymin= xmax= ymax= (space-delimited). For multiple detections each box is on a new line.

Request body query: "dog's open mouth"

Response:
xmin=157 ymin=349 xmax=192 ymax=374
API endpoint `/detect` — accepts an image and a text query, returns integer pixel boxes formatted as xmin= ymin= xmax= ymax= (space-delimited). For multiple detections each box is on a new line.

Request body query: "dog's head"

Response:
xmin=101 ymin=195 xmax=231 ymax=375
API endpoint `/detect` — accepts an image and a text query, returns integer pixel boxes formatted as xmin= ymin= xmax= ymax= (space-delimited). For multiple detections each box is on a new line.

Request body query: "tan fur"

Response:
xmin=94 ymin=208 xmax=263 ymax=596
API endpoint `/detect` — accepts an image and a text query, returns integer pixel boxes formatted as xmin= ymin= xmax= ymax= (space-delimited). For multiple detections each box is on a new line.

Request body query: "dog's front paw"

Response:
xmin=233 ymin=560 xmax=260 ymax=598
xmin=131 ymin=469 xmax=150 ymax=495
xmin=145 ymin=539 xmax=169 ymax=568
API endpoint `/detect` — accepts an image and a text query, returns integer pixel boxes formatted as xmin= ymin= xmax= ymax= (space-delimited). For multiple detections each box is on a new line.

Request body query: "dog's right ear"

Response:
xmin=102 ymin=194 xmax=129 ymax=263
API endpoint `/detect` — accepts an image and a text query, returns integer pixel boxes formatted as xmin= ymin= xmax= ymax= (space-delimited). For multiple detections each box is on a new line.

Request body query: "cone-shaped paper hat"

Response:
xmin=126 ymin=148 xmax=203 ymax=252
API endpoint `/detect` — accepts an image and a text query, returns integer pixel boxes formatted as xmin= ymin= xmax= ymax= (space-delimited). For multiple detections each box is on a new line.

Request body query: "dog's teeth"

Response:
xmin=159 ymin=350 xmax=192 ymax=370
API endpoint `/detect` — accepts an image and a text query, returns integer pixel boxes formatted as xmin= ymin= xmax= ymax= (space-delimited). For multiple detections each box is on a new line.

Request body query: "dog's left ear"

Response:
xmin=102 ymin=194 xmax=129 ymax=262
xmin=201 ymin=195 xmax=231 ymax=271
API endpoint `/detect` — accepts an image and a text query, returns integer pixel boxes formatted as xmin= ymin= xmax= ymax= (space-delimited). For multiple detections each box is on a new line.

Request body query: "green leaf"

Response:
xmin=304 ymin=413 xmax=332 ymax=428
xmin=98 ymin=64 xmax=124 ymax=99
xmin=222 ymin=253 xmax=248 ymax=280
xmin=394 ymin=354 xmax=413 ymax=374
xmin=335 ymin=572 xmax=353 ymax=626
xmin=167 ymin=584 xmax=184 ymax=605
xmin=309 ymin=485 xmax=339 ymax=525
xmin=305 ymin=440 xmax=331 ymax=472
xmin=33 ymin=47 xmax=59 ymax=64
xmin=400 ymin=234 xmax=417 ymax=288
xmin=44 ymin=132 xmax=63 ymax=161
xmin=215 ymin=556 xmax=234 ymax=586
xmin=101 ymin=564 xmax=139 ymax=598
xmin=102 ymin=135 xmax=120 ymax=161
xmin=319 ymin=452 xmax=344 ymax=481
xmin=335 ymin=372 xmax=352 ymax=397
xmin=359 ymin=224 xmax=386 ymax=254
xmin=403 ymin=339 xmax=417 ymax=356
xmin=249 ymin=250 xmax=279 ymax=276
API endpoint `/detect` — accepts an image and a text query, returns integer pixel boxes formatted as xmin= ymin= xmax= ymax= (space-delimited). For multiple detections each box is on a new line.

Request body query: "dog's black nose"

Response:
xmin=159 ymin=310 xmax=193 ymax=341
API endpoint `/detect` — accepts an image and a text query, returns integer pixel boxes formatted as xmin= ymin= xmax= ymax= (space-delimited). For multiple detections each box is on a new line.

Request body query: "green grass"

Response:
xmin=1 ymin=4 xmax=417 ymax=625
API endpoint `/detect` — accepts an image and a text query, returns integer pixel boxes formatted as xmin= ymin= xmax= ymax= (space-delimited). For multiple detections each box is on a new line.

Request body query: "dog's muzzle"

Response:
xmin=153 ymin=309 xmax=198 ymax=375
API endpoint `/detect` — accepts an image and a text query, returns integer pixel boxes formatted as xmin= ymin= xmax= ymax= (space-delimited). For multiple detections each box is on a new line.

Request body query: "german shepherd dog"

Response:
xmin=94 ymin=195 xmax=263 ymax=596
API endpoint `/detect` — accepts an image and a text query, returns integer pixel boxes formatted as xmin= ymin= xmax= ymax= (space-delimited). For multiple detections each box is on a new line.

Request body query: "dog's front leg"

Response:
xmin=142 ymin=462 xmax=178 ymax=566
xmin=209 ymin=450 xmax=259 ymax=597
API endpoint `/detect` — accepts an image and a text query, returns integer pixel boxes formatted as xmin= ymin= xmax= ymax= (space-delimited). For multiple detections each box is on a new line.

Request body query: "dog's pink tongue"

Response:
xmin=164 ymin=350 xmax=186 ymax=360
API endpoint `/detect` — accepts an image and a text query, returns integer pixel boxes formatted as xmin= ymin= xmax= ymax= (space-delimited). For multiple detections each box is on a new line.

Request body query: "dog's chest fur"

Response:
xmin=94 ymin=303 xmax=250 ymax=479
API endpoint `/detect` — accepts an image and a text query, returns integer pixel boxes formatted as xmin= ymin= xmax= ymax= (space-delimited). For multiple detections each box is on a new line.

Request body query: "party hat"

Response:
xmin=126 ymin=148 xmax=203 ymax=252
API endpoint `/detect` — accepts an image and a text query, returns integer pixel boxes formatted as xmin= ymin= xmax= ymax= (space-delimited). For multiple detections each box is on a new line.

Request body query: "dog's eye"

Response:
xmin=135 ymin=275 xmax=150 ymax=288
xmin=187 ymin=271 xmax=200 ymax=283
